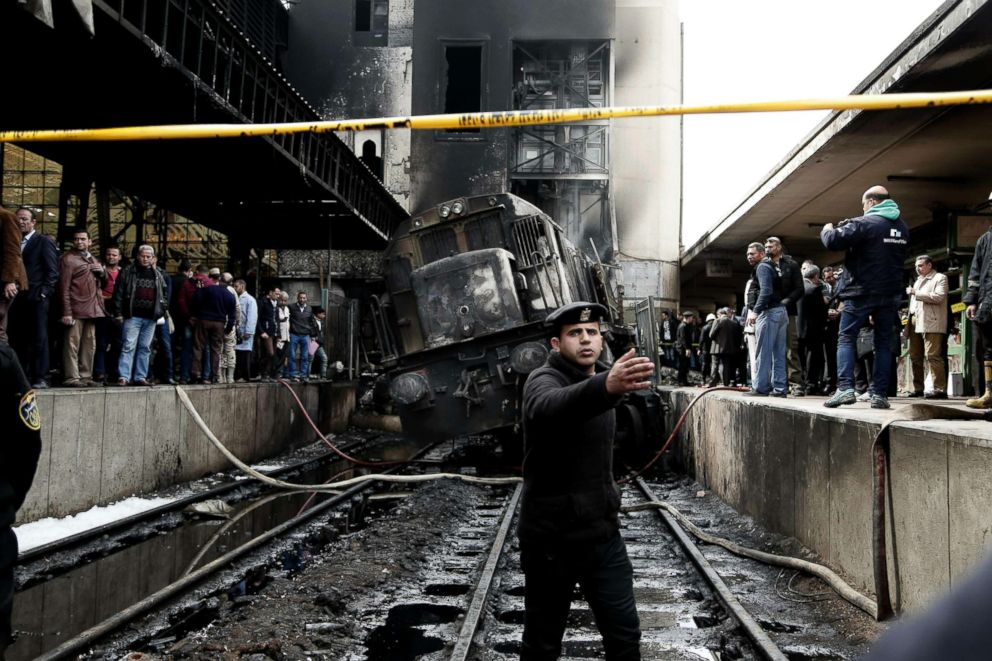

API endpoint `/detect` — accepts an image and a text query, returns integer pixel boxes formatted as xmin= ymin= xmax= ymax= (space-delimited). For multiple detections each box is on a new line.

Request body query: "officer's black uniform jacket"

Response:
xmin=0 ymin=345 xmax=40 ymax=528
xmin=519 ymin=351 xmax=623 ymax=545
xmin=1 ymin=344 xmax=42 ymax=597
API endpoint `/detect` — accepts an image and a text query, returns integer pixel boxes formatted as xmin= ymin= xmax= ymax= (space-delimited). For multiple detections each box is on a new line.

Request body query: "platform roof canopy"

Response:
xmin=1 ymin=0 xmax=407 ymax=250
xmin=681 ymin=0 xmax=992 ymax=306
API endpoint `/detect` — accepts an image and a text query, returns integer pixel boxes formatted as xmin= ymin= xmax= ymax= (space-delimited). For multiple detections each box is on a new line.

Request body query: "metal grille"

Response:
xmin=464 ymin=212 xmax=503 ymax=251
xmin=419 ymin=226 xmax=458 ymax=263
xmin=511 ymin=216 xmax=549 ymax=268
xmin=212 ymin=0 xmax=288 ymax=65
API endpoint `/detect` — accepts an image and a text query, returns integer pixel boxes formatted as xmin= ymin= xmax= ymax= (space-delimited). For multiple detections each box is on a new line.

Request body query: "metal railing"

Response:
xmin=96 ymin=0 xmax=407 ymax=240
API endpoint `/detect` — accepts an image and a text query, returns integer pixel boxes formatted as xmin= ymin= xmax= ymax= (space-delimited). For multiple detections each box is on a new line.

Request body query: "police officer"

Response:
xmin=519 ymin=302 xmax=654 ymax=660
xmin=820 ymin=185 xmax=909 ymax=410
xmin=0 ymin=345 xmax=41 ymax=659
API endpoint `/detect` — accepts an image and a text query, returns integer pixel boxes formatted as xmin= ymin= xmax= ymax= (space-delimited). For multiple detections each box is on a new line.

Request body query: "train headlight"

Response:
xmin=439 ymin=205 xmax=452 ymax=218
xmin=451 ymin=201 xmax=465 ymax=215
xmin=509 ymin=342 xmax=549 ymax=375
xmin=389 ymin=373 xmax=430 ymax=405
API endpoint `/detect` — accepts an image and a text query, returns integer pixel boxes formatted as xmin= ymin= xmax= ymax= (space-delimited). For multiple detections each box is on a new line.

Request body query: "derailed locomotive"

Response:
xmin=371 ymin=192 xmax=640 ymax=443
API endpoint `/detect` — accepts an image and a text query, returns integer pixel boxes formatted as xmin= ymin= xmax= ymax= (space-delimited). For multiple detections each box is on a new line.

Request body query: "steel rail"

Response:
xmin=16 ymin=441 xmax=368 ymax=565
xmin=449 ymin=483 xmax=522 ymax=661
xmin=633 ymin=477 xmax=788 ymax=661
xmin=33 ymin=441 xmax=441 ymax=661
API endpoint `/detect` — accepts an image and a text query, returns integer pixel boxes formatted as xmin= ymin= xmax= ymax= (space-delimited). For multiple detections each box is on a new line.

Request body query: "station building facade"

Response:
xmin=282 ymin=0 xmax=684 ymax=312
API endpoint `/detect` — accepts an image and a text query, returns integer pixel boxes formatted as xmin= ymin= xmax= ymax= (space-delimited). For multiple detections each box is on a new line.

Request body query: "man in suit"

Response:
xmin=0 ymin=208 xmax=27 ymax=345
xmin=10 ymin=208 xmax=58 ymax=388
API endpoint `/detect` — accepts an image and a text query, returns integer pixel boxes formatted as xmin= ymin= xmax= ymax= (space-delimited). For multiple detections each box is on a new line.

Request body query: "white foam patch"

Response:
xmin=14 ymin=495 xmax=177 ymax=552
xmin=249 ymin=464 xmax=282 ymax=472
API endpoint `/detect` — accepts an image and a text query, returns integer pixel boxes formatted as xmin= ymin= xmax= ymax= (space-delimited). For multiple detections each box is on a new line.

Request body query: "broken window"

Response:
xmin=442 ymin=44 xmax=483 ymax=134
xmin=355 ymin=0 xmax=387 ymax=45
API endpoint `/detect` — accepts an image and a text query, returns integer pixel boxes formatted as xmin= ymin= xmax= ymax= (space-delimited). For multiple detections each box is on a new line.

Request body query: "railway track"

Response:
xmin=9 ymin=438 xmax=873 ymax=660
xmin=349 ymin=476 xmax=872 ymax=660
xmin=7 ymin=434 xmax=444 ymax=661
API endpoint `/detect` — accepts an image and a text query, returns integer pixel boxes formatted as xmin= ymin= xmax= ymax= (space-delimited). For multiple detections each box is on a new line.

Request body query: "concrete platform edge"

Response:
xmin=16 ymin=382 xmax=356 ymax=524
xmin=667 ymin=388 xmax=992 ymax=613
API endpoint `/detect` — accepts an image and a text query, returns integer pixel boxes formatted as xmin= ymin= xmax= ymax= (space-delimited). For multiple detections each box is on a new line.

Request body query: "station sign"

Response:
xmin=705 ymin=258 xmax=734 ymax=278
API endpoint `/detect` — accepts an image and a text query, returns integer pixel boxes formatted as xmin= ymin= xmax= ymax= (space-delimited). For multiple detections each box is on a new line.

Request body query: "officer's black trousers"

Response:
xmin=520 ymin=531 xmax=640 ymax=660
xmin=0 ymin=526 xmax=16 ymax=646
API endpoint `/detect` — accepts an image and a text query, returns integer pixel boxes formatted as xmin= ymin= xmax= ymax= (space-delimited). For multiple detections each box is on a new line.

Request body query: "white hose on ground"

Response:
xmin=175 ymin=385 xmax=522 ymax=491
xmin=624 ymin=500 xmax=878 ymax=618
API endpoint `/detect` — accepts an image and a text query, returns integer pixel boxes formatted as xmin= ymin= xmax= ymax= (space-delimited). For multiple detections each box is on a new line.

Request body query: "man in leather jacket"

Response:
xmin=519 ymin=301 xmax=654 ymax=660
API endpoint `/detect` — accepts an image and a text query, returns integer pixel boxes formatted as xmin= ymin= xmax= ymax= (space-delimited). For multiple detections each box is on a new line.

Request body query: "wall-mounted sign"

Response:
xmin=705 ymin=258 xmax=734 ymax=278
xmin=955 ymin=215 xmax=992 ymax=250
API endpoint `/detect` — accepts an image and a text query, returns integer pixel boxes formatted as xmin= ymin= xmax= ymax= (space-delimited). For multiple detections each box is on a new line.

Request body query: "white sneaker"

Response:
xmin=856 ymin=391 xmax=871 ymax=402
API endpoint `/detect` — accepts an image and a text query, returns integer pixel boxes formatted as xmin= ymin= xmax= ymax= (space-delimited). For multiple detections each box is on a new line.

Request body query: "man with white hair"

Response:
xmin=111 ymin=245 xmax=168 ymax=386
xmin=906 ymin=255 xmax=948 ymax=399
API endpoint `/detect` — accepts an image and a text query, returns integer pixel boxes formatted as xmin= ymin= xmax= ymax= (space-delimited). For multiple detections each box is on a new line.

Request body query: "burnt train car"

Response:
xmin=371 ymin=192 xmax=630 ymax=442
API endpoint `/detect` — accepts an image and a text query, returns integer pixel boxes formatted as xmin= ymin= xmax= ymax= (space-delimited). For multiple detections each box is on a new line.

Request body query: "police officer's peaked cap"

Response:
xmin=681 ymin=310 xmax=696 ymax=318
xmin=544 ymin=302 xmax=609 ymax=332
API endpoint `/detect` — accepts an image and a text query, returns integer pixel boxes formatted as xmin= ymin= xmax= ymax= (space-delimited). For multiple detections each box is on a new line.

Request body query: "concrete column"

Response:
xmin=613 ymin=0 xmax=682 ymax=308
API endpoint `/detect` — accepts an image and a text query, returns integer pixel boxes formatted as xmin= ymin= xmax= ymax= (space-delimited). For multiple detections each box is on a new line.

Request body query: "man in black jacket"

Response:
xmin=286 ymin=291 xmax=316 ymax=381
xmin=0 ymin=345 xmax=41 ymax=658
xmin=256 ymin=287 xmax=279 ymax=380
xmin=520 ymin=302 xmax=654 ymax=660
xmin=821 ymin=185 xmax=909 ymax=409
xmin=798 ymin=265 xmax=829 ymax=395
xmin=765 ymin=237 xmax=805 ymax=394
xmin=675 ymin=310 xmax=696 ymax=386
xmin=965 ymin=224 xmax=992 ymax=408
xmin=111 ymin=245 xmax=169 ymax=386
xmin=190 ymin=270 xmax=236 ymax=384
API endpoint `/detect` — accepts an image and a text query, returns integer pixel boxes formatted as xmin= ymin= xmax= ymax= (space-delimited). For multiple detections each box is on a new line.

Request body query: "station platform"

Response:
xmin=664 ymin=387 xmax=992 ymax=614
xmin=17 ymin=381 xmax=356 ymax=525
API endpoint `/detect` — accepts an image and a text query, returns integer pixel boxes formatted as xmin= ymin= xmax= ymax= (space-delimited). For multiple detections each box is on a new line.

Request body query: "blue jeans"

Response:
xmin=837 ymin=295 xmax=900 ymax=395
xmin=118 ymin=317 xmax=157 ymax=382
xmin=754 ymin=306 xmax=788 ymax=394
xmin=313 ymin=346 xmax=330 ymax=378
xmin=155 ymin=321 xmax=173 ymax=380
xmin=286 ymin=334 xmax=311 ymax=378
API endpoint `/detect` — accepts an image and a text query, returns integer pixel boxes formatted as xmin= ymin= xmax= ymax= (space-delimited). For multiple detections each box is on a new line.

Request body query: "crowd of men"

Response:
xmin=0 ymin=206 xmax=329 ymax=389
xmin=666 ymin=185 xmax=985 ymax=411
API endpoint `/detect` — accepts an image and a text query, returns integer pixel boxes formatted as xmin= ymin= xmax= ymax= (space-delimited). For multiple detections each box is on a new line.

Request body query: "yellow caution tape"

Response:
xmin=2 ymin=89 xmax=992 ymax=143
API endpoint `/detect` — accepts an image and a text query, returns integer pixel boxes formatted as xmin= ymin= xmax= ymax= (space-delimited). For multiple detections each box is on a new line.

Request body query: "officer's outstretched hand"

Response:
xmin=606 ymin=349 xmax=655 ymax=395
